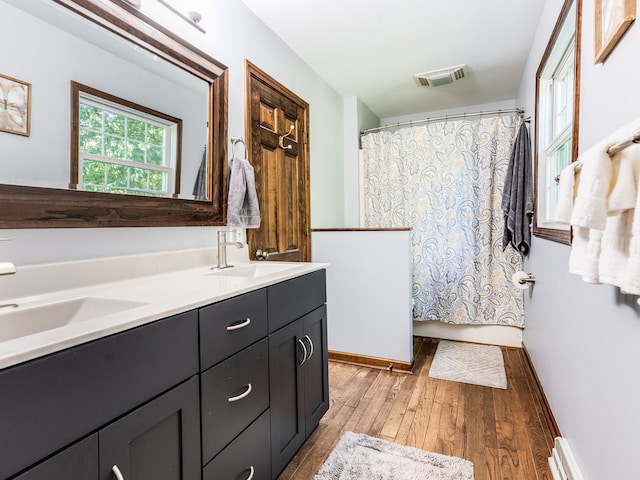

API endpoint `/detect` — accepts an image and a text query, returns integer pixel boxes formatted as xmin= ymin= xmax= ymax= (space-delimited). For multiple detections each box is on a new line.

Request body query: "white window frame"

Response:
xmin=534 ymin=0 xmax=580 ymax=244
xmin=537 ymin=40 xmax=575 ymax=230
xmin=72 ymin=83 xmax=182 ymax=198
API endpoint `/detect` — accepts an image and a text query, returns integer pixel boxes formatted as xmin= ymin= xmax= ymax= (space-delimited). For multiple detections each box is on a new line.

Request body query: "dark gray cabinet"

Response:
xmin=199 ymin=289 xmax=268 ymax=370
xmin=269 ymin=319 xmax=306 ymax=476
xmin=1 ymin=311 xmax=199 ymax=480
xmin=99 ymin=376 xmax=201 ymax=480
xmin=2 ymin=268 xmax=328 ymax=480
xmin=302 ymin=305 xmax=329 ymax=434
xmin=198 ymin=286 xmax=272 ymax=477
xmin=11 ymin=378 xmax=200 ymax=480
xmin=202 ymin=409 xmax=271 ymax=480
xmin=200 ymin=338 xmax=270 ymax=464
xmin=267 ymin=270 xmax=328 ymax=479
xmin=267 ymin=270 xmax=327 ymax=333
xmin=269 ymin=305 xmax=329 ymax=478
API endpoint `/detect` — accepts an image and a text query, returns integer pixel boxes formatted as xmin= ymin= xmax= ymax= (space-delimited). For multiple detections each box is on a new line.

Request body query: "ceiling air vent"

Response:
xmin=415 ymin=64 xmax=468 ymax=87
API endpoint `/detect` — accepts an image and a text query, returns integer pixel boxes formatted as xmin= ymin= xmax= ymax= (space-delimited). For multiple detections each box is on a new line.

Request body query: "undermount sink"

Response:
xmin=207 ymin=262 xmax=301 ymax=278
xmin=0 ymin=297 xmax=149 ymax=342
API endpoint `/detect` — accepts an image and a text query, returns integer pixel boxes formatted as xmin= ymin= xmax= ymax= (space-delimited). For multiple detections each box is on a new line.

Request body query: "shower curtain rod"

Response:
xmin=360 ymin=108 xmax=525 ymax=135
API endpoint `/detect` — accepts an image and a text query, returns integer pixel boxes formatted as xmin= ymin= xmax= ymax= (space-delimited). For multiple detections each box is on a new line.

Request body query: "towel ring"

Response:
xmin=231 ymin=137 xmax=248 ymax=160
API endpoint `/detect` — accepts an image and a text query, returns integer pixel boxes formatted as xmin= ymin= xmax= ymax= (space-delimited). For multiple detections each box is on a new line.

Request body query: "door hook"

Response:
xmin=278 ymin=125 xmax=295 ymax=150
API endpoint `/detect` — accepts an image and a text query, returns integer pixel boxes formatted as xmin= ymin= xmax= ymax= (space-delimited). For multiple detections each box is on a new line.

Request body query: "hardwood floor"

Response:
xmin=278 ymin=337 xmax=558 ymax=480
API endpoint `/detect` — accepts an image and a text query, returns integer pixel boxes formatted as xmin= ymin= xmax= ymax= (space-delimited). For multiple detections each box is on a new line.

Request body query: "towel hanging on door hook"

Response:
xmin=231 ymin=136 xmax=248 ymax=160
xmin=278 ymin=125 xmax=295 ymax=150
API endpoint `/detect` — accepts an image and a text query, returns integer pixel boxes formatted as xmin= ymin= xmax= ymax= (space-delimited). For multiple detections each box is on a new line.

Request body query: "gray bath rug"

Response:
xmin=429 ymin=340 xmax=507 ymax=389
xmin=314 ymin=432 xmax=474 ymax=480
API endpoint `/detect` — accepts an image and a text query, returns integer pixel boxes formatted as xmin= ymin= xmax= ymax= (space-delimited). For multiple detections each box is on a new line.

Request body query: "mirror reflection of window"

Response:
xmin=71 ymin=82 xmax=182 ymax=198
xmin=534 ymin=0 xmax=580 ymax=244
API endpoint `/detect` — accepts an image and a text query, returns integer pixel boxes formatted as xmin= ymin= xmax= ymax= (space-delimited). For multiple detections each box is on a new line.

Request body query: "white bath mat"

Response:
xmin=429 ymin=340 xmax=507 ymax=389
xmin=314 ymin=432 xmax=474 ymax=480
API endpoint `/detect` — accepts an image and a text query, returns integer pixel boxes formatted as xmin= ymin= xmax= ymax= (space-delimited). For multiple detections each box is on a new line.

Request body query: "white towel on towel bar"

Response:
xmin=556 ymin=116 xmax=640 ymax=292
xmin=554 ymin=161 xmax=582 ymax=224
xmin=570 ymin=138 xmax=613 ymax=230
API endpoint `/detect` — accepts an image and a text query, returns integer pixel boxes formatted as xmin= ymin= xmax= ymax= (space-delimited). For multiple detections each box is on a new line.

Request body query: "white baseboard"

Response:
xmin=549 ymin=437 xmax=584 ymax=480
xmin=412 ymin=320 xmax=523 ymax=347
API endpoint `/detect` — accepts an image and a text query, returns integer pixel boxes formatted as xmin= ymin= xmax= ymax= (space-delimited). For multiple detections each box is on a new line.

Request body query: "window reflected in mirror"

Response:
xmin=534 ymin=0 xmax=581 ymax=244
xmin=72 ymin=82 xmax=182 ymax=198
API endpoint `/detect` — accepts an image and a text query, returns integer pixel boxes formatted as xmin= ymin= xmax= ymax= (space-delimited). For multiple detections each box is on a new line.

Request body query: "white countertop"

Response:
xmin=0 ymin=260 xmax=327 ymax=370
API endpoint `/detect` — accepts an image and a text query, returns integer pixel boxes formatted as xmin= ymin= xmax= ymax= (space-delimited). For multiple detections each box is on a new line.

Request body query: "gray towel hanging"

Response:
xmin=192 ymin=146 xmax=208 ymax=201
xmin=227 ymin=152 xmax=261 ymax=228
xmin=501 ymin=123 xmax=534 ymax=256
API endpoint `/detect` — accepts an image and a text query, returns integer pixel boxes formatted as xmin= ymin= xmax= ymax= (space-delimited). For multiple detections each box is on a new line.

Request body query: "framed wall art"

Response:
xmin=0 ymin=73 xmax=31 ymax=136
xmin=594 ymin=0 xmax=636 ymax=63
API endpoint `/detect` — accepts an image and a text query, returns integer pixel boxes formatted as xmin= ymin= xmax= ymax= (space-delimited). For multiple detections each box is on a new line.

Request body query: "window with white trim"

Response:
xmin=74 ymin=85 xmax=181 ymax=197
xmin=534 ymin=0 xmax=579 ymax=243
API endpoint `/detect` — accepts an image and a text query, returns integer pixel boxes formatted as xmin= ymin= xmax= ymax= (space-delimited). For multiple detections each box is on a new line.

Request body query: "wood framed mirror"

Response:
xmin=0 ymin=0 xmax=228 ymax=228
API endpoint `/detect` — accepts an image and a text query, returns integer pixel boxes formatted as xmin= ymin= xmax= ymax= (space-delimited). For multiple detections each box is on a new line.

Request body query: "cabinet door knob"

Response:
xmin=228 ymin=383 xmax=252 ymax=403
xmin=304 ymin=335 xmax=314 ymax=359
xmin=226 ymin=317 xmax=251 ymax=331
xmin=297 ymin=338 xmax=308 ymax=366
xmin=112 ymin=465 xmax=125 ymax=480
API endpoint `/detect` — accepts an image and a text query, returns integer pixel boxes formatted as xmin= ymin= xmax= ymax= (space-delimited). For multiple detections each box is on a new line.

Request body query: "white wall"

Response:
xmin=343 ymin=96 xmax=379 ymax=227
xmin=517 ymin=1 xmax=640 ymax=478
xmin=313 ymin=229 xmax=413 ymax=363
xmin=0 ymin=0 xmax=345 ymax=266
xmin=192 ymin=0 xmax=345 ymax=229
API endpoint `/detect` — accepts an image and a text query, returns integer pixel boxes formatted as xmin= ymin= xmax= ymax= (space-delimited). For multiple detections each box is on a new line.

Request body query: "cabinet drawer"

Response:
xmin=267 ymin=269 xmax=326 ymax=333
xmin=199 ymin=289 xmax=268 ymax=370
xmin=201 ymin=338 xmax=269 ymax=464
xmin=203 ymin=409 xmax=271 ymax=480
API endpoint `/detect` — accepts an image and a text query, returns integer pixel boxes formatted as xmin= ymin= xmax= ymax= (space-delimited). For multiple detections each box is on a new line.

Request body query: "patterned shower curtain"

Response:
xmin=360 ymin=115 xmax=524 ymax=327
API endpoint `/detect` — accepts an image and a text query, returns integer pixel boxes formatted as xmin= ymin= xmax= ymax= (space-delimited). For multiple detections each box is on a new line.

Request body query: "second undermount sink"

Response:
xmin=0 ymin=297 xmax=149 ymax=342
xmin=207 ymin=262 xmax=301 ymax=278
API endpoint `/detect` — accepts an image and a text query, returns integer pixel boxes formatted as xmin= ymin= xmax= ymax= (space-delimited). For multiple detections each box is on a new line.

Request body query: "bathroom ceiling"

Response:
xmin=239 ymin=0 xmax=546 ymax=119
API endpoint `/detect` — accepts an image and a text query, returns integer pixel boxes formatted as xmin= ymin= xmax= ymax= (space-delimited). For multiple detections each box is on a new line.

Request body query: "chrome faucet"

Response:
xmin=0 ymin=238 xmax=16 ymax=276
xmin=214 ymin=231 xmax=243 ymax=270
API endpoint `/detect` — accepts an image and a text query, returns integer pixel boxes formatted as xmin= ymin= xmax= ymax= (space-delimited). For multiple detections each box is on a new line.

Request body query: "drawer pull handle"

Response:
xmin=304 ymin=335 xmax=314 ymax=359
xmin=227 ymin=317 xmax=251 ymax=331
xmin=245 ymin=466 xmax=255 ymax=480
xmin=112 ymin=465 xmax=125 ymax=480
xmin=228 ymin=383 xmax=252 ymax=403
xmin=298 ymin=338 xmax=308 ymax=366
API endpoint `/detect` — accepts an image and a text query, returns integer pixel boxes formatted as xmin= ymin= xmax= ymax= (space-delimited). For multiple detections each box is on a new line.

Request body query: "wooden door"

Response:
xmin=245 ymin=61 xmax=310 ymax=262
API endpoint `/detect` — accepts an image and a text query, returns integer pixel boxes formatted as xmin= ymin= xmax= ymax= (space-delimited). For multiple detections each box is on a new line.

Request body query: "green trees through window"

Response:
xmin=75 ymin=86 xmax=180 ymax=197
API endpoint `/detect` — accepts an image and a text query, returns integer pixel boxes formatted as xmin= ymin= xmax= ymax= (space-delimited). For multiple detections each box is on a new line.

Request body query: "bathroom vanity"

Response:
xmin=0 ymin=262 xmax=328 ymax=480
